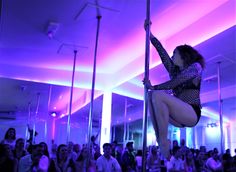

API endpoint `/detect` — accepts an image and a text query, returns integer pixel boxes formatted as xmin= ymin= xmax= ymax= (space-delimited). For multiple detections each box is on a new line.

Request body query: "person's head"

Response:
xmin=180 ymin=139 xmax=186 ymax=146
xmin=226 ymin=149 xmax=231 ymax=155
xmin=172 ymin=45 xmax=205 ymax=69
xmin=103 ymin=143 xmax=112 ymax=158
xmin=39 ymin=142 xmax=49 ymax=157
xmin=51 ymin=143 xmax=57 ymax=153
xmin=73 ymin=144 xmax=81 ymax=153
xmin=39 ymin=142 xmax=48 ymax=152
xmin=31 ymin=144 xmax=44 ymax=165
xmin=200 ymin=146 xmax=206 ymax=153
xmin=212 ymin=148 xmax=219 ymax=160
xmin=186 ymin=149 xmax=194 ymax=160
xmin=111 ymin=140 xmax=117 ymax=150
xmin=57 ymin=144 xmax=68 ymax=161
xmin=151 ymin=145 xmax=158 ymax=155
xmin=126 ymin=142 xmax=134 ymax=152
xmin=15 ymin=138 xmax=25 ymax=149
xmin=77 ymin=146 xmax=89 ymax=161
xmin=91 ymin=135 xmax=96 ymax=142
xmin=67 ymin=141 xmax=74 ymax=153
xmin=172 ymin=140 xmax=179 ymax=147
xmin=4 ymin=127 xmax=16 ymax=140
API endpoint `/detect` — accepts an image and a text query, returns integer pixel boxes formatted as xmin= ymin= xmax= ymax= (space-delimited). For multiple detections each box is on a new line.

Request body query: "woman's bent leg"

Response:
xmin=149 ymin=90 xmax=198 ymax=158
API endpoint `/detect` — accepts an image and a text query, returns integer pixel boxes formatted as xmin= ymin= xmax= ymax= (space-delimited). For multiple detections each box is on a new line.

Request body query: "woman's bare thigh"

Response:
xmin=152 ymin=91 xmax=198 ymax=127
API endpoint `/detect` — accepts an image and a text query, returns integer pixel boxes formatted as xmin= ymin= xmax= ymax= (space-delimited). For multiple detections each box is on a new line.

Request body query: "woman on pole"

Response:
xmin=143 ymin=20 xmax=205 ymax=159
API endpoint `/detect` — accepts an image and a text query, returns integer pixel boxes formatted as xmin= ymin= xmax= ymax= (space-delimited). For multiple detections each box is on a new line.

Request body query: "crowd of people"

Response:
xmin=1 ymin=127 xmax=236 ymax=172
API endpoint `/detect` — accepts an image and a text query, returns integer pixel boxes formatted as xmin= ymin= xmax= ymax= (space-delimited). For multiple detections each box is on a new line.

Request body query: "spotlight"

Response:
xmin=50 ymin=112 xmax=57 ymax=117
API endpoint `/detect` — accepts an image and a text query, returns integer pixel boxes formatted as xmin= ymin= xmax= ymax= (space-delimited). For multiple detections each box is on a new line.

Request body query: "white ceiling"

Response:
xmin=0 ymin=0 xmax=235 ymax=128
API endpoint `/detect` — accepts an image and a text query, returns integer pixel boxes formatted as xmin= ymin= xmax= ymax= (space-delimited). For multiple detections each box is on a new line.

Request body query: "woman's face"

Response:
xmin=172 ymin=49 xmax=184 ymax=68
xmin=7 ymin=129 xmax=15 ymax=139
xmin=59 ymin=146 xmax=68 ymax=160
xmin=16 ymin=139 xmax=24 ymax=148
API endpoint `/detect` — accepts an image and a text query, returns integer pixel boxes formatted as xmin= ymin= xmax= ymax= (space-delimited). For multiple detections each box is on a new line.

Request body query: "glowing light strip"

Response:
xmin=201 ymin=107 xmax=229 ymax=122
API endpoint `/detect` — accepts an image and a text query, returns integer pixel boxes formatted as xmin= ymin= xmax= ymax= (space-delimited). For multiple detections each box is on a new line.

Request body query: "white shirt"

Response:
xmin=18 ymin=154 xmax=49 ymax=172
xmin=205 ymin=157 xmax=222 ymax=171
xmin=18 ymin=154 xmax=32 ymax=172
xmin=167 ymin=156 xmax=184 ymax=172
xmin=96 ymin=155 xmax=121 ymax=172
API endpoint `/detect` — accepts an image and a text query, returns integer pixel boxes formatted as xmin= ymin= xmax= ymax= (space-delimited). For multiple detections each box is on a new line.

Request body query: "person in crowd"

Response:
xmin=75 ymin=146 xmax=96 ymax=172
xmin=67 ymin=141 xmax=77 ymax=162
xmin=167 ymin=147 xmax=184 ymax=172
xmin=13 ymin=138 xmax=27 ymax=160
xmin=111 ymin=141 xmax=123 ymax=167
xmin=73 ymin=143 xmax=81 ymax=160
xmin=1 ymin=127 xmax=16 ymax=149
xmin=222 ymin=149 xmax=234 ymax=172
xmin=179 ymin=139 xmax=189 ymax=158
xmin=111 ymin=140 xmax=118 ymax=158
xmin=0 ymin=144 xmax=18 ymax=172
xmin=39 ymin=141 xmax=50 ymax=158
xmin=147 ymin=145 xmax=161 ymax=172
xmin=94 ymin=144 xmax=102 ymax=160
xmin=172 ymin=140 xmax=179 ymax=150
xmin=135 ymin=149 xmax=143 ymax=171
xmin=50 ymin=143 xmax=58 ymax=160
xmin=121 ymin=141 xmax=137 ymax=172
xmin=48 ymin=144 xmax=75 ymax=172
xmin=143 ymin=20 xmax=205 ymax=159
xmin=205 ymin=148 xmax=222 ymax=171
xmin=195 ymin=151 xmax=208 ymax=172
xmin=184 ymin=149 xmax=197 ymax=172
xmin=18 ymin=144 xmax=49 ymax=172
xmin=96 ymin=143 xmax=122 ymax=172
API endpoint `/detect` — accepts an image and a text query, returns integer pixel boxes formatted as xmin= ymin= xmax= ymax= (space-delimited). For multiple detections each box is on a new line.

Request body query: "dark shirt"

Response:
xmin=122 ymin=150 xmax=137 ymax=171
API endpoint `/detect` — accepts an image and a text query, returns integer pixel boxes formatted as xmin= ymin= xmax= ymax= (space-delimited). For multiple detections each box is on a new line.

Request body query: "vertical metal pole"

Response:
xmin=123 ymin=99 xmax=127 ymax=148
xmin=87 ymin=15 xmax=102 ymax=165
xmin=33 ymin=93 xmax=40 ymax=144
xmin=217 ymin=62 xmax=224 ymax=154
xmin=113 ymin=126 xmax=116 ymax=142
xmin=66 ymin=50 xmax=77 ymax=144
xmin=25 ymin=102 xmax=31 ymax=148
xmin=142 ymin=0 xmax=151 ymax=171
xmin=45 ymin=85 xmax=52 ymax=142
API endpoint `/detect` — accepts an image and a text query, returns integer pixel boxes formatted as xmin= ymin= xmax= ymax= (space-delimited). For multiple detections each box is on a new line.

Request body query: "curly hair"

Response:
xmin=175 ymin=45 xmax=205 ymax=69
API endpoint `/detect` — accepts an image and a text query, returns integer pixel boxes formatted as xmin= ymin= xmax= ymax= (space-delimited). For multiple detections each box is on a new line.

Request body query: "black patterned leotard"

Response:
xmin=151 ymin=37 xmax=203 ymax=124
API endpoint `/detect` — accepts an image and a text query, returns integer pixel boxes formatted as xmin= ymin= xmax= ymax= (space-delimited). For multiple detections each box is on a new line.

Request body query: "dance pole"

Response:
xmin=45 ymin=85 xmax=52 ymax=141
xmin=123 ymin=99 xmax=127 ymax=148
xmin=24 ymin=102 xmax=31 ymax=148
xmin=33 ymin=93 xmax=40 ymax=144
xmin=217 ymin=62 xmax=224 ymax=154
xmin=66 ymin=50 xmax=77 ymax=144
xmin=87 ymin=15 xmax=102 ymax=164
xmin=142 ymin=0 xmax=151 ymax=171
